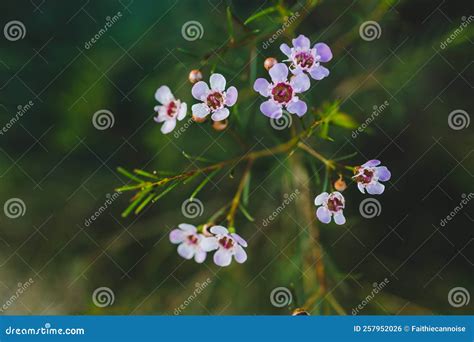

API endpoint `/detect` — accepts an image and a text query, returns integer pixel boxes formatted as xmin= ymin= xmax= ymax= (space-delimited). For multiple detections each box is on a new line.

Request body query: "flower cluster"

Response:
xmin=152 ymin=32 xmax=390 ymax=265
xmin=254 ymin=34 xmax=332 ymax=118
xmin=169 ymin=224 xmax=247 ymax=267
xmin=153 ymin=74 xmax=238 ymax=134
xmin=152 ymin=34 xmax=332 ymax=133
xmin=314 ymin=160 xmax=391 ymax=225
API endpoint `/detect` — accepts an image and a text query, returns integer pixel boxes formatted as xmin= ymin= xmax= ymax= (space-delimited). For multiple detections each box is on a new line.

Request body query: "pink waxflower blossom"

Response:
xmin=204 ymin=225 xmax=248 ymax=267
xmin=191 ymin=74 xmax=238 ymax=122
xmin=154 ymin=86 xmax=187 ymax=134
xmin=353 ymin=160 xmax=391 ymax=195
xmin=253 ymin=63 xmax=310 ymax=119
xmin=314 ymin=191 xmax=346 ymax=225
xmin=169 ymin=224 xmax=216 ymax=263
xmin=280 ymin=34 xmax=333 ymax=80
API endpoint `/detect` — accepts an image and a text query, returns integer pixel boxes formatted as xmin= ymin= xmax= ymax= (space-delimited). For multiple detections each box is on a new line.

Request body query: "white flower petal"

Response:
xmin=210 ymin=225 xmax=228 ymax=235
xmin=333 ymin=211 xmax=346 ymax=225
xmin=192 ymin=103 xmax=210 ymax=118
xmin=200 ymin=237 xmax=218 ymax=252
xmin=192 ymin=81 xmax=209 ymax=100
xmin=234 ymin=245 xmax=247 ymax=264
xmin=169 ymin=229 xmax=185 ymax=244
xmin=314 ymin=192 xmax=329 ymax=206
xmin=210 ymin=73 xmax=226 ymax=91
xmin=178 ymin=224 xmax=197 ymax=232
xmin=194 ymin=251 xmax=207 ymax=263
xmin=177 ymin=102 xmax=187 ymax=121
xmin=367 ymin=182 xmax=385 ymax=195
xmin=155 ymin=86 xmax=174 ymax=104
xmin=160 ymin=119 xmax=176 ymax=134
xmin=316 ymin=206 xmax=331 ymax=224
xmin=214 ymin=249 xmax=232 ymax=267
xmin=211 ymin=108 xmax=229 ymax=121
xmin=177 ymin=243 xmax=194 ymax=260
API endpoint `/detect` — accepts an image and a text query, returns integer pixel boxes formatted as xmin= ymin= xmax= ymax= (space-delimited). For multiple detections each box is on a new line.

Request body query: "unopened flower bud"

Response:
xmin=334 ymin=176 xmax=347 ymax=192
xmin=212 ymin=119 xmax=228 ymax=131
xmin=201 ymin=223 xmax=213 ymax=237
xmin=188 ymin=69 xmax=203 ymax=84
xmin=292 ymin=308 xmax=310 ymax=316
xmin=192 ymin=115 xmax=207 ymax=123
xmin=264 ymin=57 xmax=278 ymax=71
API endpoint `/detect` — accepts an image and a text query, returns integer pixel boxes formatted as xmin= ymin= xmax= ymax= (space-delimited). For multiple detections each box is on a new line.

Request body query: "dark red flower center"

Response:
xmin=295 ymin=51 xmax=315 ymax=69
xmin=327 ymin=196 xmax=344 ymax=212
xmin=271 ymin=82 xmax=293 ymax=104
xmin=166 ymin=101 xmax=178 ymax=117
xmin=206 ymin=92 xmax=224 ymax=110
xmin=218 ymin=236 xmax=234 ymax=249
xmin=354 ymin=168 xmax=374 ymax=184
xmin=187 ymin=234 xmax=199 ymax=245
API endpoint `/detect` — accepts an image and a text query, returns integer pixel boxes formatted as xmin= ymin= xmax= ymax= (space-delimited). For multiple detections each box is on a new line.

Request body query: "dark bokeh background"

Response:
xmin=0 ymin=0 xmax=472 ymax=314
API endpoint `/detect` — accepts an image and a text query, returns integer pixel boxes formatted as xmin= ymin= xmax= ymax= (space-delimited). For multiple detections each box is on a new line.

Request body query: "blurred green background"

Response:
xmin=0 ymin=0 xmax=472 ymax=315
